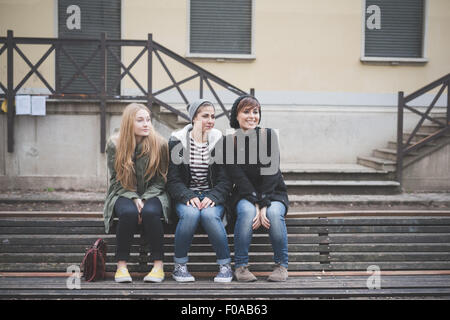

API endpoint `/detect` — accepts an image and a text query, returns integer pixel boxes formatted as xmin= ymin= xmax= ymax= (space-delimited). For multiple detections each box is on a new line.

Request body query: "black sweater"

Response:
xmin=166 ymin=134 xmax=232 ymax=206
xmin=225 ymin=127 xmax=289 ymax=213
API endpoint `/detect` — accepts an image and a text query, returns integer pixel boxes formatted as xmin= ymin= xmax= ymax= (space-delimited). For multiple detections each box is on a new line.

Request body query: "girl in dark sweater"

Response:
xmin=167 ymin=99 xmax=233 ymax=283
xmin=226 ymin=95 xmax=289 ymax=282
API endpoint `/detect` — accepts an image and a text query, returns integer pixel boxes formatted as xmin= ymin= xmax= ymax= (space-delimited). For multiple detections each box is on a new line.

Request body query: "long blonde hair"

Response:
xmin=114 ymin=103 xmax=168 ymax=191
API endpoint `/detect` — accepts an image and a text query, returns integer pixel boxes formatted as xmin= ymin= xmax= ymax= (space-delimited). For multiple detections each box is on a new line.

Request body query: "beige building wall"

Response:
xmin=1 ymin=0 xmax=449 ymax=97
xmin=0 ymin=0 xmax=56 ymax=90
xmin=0 ymin=0 xmax=448 ymax=191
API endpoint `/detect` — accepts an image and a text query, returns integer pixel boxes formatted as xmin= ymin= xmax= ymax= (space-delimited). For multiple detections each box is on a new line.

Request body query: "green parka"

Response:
xmin=103 ymin=136 xmax=173 ymax=234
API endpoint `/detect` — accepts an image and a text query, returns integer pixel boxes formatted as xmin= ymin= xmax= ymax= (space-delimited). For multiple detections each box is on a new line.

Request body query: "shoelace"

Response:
xmin=176 ymin=264 xmax=188 ymax=274
xmin=219 ymin=265 xmax=230 ymax=274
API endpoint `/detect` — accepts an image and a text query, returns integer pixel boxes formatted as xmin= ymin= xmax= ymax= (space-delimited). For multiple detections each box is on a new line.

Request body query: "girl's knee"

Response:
xmin=117 ymin=208 xmax=139 ymax=221
xmin=141 ymin=206 xmax=162 ymax=220
xmin=236 ymin=200 xmax=257 ymax=218
xmin=176 ymin=204 xmax=201 ymax=220
xmin=266 ymin=203 xmax=286 ymax=221
xmin=200 ymin=206 xmax=223 ymax=223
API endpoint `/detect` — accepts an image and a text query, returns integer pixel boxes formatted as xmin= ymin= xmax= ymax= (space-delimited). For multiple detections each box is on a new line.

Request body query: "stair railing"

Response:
xmin=397 ymin=73 xmax=450 ymax=184
xmin=0 ymin=30 xmax=248 ymax=153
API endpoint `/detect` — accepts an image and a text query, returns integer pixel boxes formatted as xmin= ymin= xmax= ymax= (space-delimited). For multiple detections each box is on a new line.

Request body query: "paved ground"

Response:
xmin=1 ymin=190 xmax=449 ymax=212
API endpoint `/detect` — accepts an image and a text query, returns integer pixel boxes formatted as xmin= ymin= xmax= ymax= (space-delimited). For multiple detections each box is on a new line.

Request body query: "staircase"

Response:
xmin=280 ymin=164 xmax=400 ymax=195
xmin=358 ymin=113 xmax=449 ymax=172
xmin=150 ymin=103 xmax=190 ymax=130
xmin=283 ymin=74 xmax=449 ymax=196
xmin=281 ymin=113 xmax=450 ymax=196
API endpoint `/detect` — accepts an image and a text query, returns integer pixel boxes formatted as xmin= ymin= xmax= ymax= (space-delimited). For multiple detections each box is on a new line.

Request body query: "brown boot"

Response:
xmin=267 ymin=264 xmax=288 ymax=282
xmin=234 ymin=266 xmax=257 ymax=282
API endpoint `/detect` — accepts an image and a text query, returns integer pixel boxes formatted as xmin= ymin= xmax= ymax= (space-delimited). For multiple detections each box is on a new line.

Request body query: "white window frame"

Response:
xmin=186 ymin=0 xmax=256 ymax=60
xmin=360 ymin=0 xmax=429 ymax=63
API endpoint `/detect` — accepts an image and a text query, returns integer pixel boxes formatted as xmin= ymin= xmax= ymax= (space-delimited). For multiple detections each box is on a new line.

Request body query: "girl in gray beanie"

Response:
xmin=166 ymin=99 xmax=233 ymax=283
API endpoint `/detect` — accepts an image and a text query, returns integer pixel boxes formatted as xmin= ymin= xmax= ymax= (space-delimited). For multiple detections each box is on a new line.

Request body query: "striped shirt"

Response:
xmin=189 ymin=136 xmax=210 ymax=191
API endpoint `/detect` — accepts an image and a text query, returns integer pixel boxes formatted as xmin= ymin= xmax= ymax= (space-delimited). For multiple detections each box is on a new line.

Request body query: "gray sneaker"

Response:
xmin=214 ymin=264 xmax=233 ymax=283
xmin=267 ymin=264 xmax=288 ymax=282
xmin=172 ymin=263 xmax=195 ymax=282
xmin=234 ymin=266 xmax=257 ymax=282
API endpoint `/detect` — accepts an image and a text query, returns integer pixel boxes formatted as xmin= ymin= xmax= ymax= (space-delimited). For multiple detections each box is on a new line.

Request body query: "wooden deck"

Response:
xmin=1 ymin=210 xmax=450 ymax=299
xmin=1 ymin=274 xmax=450 ymax=299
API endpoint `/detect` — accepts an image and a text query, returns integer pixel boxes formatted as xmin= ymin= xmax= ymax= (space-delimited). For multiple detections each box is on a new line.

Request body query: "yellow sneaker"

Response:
xmin=144 ymin=266 xmax=165 ymax=283
xmin=114 ymin=267 xmax=132 ymax=283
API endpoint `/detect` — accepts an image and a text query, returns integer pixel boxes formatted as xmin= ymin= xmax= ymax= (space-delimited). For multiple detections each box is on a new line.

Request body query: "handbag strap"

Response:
xmin=86 ymin=249 xmax=98 ymax=282
xmin=93 ymin=238 xmax=103 ymax=249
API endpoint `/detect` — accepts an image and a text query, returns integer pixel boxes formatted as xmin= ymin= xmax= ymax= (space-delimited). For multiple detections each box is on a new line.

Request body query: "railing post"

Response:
xmin=7 ymin=30 xmax=14 ymax=153
xmin=396 ymin=91 xmax=404 ymax=186
xmin=147 ymin=33 xmax=153 ymax=112
xmin=100 ymin=32 xmax=107 ymax=153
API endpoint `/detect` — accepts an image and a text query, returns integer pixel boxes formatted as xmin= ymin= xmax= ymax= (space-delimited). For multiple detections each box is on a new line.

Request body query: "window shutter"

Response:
xmin=190 ymin=0 xmax=252 ymax=55
xmin=364 ymin=0 xmax=425 ymax=58
xmin=57 ymin=0 xmax=121 ymax=94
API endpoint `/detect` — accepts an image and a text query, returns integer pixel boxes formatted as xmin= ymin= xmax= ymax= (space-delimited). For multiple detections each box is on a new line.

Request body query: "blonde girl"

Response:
xmin=103 ymin=103 xmax=172 ymax=283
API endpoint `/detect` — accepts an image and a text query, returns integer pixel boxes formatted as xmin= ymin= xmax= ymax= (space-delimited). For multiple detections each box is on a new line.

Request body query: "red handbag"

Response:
xmin=80 ymin=238 xmax=107 ymax=282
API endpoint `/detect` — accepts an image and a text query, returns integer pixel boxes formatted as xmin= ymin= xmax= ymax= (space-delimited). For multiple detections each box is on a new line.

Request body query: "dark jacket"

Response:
xmin=225 ymin=127 xmax=289 ymax=214
xmin=167 ymin=124 xmax=232 ymax=208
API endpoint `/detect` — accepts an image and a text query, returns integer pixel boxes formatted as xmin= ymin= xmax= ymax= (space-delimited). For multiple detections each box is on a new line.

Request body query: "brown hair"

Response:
xmin=114 ymin=103 xmax=168 ymax=191
xmin=236 ymin=97 xmax=261 ymax=115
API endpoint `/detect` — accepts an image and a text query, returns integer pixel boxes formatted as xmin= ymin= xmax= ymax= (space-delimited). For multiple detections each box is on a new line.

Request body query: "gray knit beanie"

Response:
xmin=187 ymin=99 xmax=214 ymax=122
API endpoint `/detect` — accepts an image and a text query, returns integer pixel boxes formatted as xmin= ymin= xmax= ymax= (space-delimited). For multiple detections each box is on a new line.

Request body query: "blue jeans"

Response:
xmin=174 ymin=197 xmax=231 ymax=265
xmin=234 ymin=199 xmax=288 ymax=268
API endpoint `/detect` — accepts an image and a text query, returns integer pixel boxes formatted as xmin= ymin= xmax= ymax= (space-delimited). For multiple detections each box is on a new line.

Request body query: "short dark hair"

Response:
xmin=236 ymin=97 xmax=261 ymax=115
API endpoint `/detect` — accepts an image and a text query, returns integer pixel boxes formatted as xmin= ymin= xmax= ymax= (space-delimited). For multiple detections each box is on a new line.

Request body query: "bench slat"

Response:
xmin=329 ymin=234 xmax=450 ymax=243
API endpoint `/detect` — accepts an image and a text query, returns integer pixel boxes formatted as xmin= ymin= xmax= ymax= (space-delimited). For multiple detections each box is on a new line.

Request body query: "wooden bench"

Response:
xmin=1 ymin=212 xmax=450 ymax=273
xmin=1 ymin=211 xmax=450 ymax=299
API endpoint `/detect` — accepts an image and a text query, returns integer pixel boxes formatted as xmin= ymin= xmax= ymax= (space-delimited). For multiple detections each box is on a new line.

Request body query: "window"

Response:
xmin=57 ymin=0 xmax=121 ymax=94
xmin=361 ymin=0 xmax=427 ymax=62
xmin=188 ymin=0 xmax=254 ymax=58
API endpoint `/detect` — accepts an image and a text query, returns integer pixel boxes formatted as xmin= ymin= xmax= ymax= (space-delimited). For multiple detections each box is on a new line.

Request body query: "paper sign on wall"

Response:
xmin=15 ymin=95 xmax=31 ymax=115
xmin=31 ymin=96 xmax=46 ymax=116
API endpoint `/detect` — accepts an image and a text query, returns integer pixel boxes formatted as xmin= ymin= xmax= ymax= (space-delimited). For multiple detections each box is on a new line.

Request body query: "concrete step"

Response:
xmin=387 ymin=140 xmax=432 ymax=150
xmin=403 ymin=132 xmax=433 ymax=143
xmin=357 ymin=156 xmax=396 ymax=172
xmin=425 ymin=113 xmax=448 ymax=124
xmin=151 ymin=104 xmax=188 ymax=130
xmin=280 ymin=164 xmax=399 ymax=195
xmin=2 ymin=192 xmax=450 ymax=213
xmin=288 ymin=193 xmax=450 ymax=211
xmin=420 ymin=123 xmax=444 ymax=134
xmin=372 ymin=148 xmax=419 ymax=162
xmin=373 ymin=148 xmax=398 ymax=161
xmin=403 ymin=127 xmax=450 ymax=143
xmin=285 ymin=179 xmax=401 ymax=195
xmin=281 ymin=163 xmax=394 ymax=181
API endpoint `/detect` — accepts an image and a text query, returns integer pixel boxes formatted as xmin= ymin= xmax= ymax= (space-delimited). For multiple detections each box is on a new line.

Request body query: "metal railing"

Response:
xmin=0 ymin=30 xmax=248 ymax=152
xmin=397 ymin=73 xmax=450 ymax=184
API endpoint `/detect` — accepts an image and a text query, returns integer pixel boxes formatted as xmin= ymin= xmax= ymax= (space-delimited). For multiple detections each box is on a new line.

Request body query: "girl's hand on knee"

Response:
xmin=200 ymin=197 xmax=215 ymax=209
xmin=187 ymin=197 xmax=201 ymax=209
xmin=252 ymin=204 xmax=261 ymax=230
xmin=133 ymin=198 xmax=144 ymax=212
xmin=260 ymin=207 xmax=270 ymax=229
xmin=133 ymin=198 xmax=144 ymax=224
